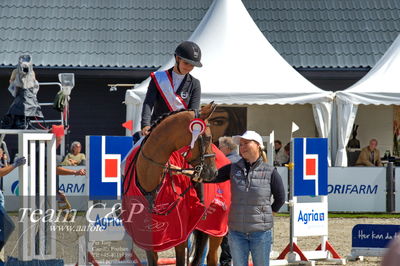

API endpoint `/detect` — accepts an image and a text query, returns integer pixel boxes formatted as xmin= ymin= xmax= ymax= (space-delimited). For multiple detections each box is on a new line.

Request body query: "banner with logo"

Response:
xmin=327 ymin=167 xmax=386 ymax=212
xmin=87 ymin=136 xmax=133 ymax=200
xmin=293 ymin=201 xmax=328 ymax=237
xmin=87 ymin=206 xmax=125 ymax=241
xmin=293 ymin=138 xmax=328 ymax=197
xmin=352 ymin=224 xmax=400 ymax=249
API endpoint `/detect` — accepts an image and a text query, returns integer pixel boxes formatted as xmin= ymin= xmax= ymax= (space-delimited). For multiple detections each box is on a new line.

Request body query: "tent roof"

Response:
xmin=126 ymin=0 xmax=333 ymax=106
xmin=336 ymin=33 xmax=400 ymax=105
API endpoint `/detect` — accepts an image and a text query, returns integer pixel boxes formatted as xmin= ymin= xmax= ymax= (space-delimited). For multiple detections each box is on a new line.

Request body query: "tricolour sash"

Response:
xmin=151 ymin=71 xmax=188 ymax=111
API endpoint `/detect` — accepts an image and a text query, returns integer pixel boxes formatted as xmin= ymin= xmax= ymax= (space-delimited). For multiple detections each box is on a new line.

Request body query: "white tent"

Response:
xmin=125 ymin=0 xmax=333 ymax=147
xmin=335 ymin=33 xmax=400 ymax=166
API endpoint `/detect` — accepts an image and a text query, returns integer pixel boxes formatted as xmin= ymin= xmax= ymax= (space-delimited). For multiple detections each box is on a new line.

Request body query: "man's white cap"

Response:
xmin=232 ymin=130 xmax=264 ymax=149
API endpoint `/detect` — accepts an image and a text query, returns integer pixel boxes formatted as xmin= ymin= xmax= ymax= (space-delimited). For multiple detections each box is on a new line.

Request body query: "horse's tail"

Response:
xmin=190 ymin=229 xmax=209 ymax=266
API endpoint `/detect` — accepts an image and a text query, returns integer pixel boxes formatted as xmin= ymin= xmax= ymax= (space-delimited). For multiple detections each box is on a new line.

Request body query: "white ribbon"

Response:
xmin=189 ymin=119 xmax=206 ymax=149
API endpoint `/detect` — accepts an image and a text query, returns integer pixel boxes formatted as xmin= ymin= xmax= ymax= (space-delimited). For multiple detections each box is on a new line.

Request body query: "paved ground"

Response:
xmin=4 ymin=215 xmax=395 ymax=265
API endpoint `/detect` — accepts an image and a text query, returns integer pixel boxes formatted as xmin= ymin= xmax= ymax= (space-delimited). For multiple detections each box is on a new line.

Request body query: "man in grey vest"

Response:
xmin=207 ymin=131 xmax=285 ymax=266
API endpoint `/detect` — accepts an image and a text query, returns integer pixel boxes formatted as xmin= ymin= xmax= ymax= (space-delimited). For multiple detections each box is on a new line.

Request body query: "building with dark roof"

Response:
xmin=0 ymin=0 xmax=399 ymax=149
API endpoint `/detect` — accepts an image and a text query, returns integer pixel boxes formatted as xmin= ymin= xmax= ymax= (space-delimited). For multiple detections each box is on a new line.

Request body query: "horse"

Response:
xmin=122 ymin=102 xmax=220 ymax=266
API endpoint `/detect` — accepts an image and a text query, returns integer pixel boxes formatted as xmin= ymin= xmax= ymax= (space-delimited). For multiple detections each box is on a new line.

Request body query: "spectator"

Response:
xmin=217 ymin=136 xmax=240 ymax=266
xmin=355 ymin=139 xmax=382 ymax=166
xmin=218 ymin=136 xmax=241 ymax=163
xmin=53 ymin=135 xmax=86 ymax=220
xmin=0 ymin=153 xmax=26 ymax=261
xmin=0 ymin=154 xmax=25 ymax=207
xmin=0 ymin=148 xmax=7 ymax=168
xmin=283 ymin=143 xmax=290 ymax=165
xmin=274 ymin=140 xmax=289 ymax=166
xmin=61 ymin=141 xmax=86 ymax=166
xmin=206 ymin=131 xmax=285 ymax=266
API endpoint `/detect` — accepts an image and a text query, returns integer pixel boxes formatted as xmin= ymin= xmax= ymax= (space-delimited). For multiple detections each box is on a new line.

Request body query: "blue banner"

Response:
xmin=88 ymin=136 xmax=133 ymax=200
xmin=352 ymin=224 xmax=400 ymax=248
xmin=293 ymin=138 xmax=328 ymax=196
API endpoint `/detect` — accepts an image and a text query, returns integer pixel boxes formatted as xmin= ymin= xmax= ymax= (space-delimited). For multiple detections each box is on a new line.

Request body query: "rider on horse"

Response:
xmin=141 ymin=41 xmax=202 ymax=136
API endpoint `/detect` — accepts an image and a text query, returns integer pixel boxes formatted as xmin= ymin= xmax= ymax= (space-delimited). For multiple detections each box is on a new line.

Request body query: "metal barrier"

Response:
xmin=35 ymin=82 xmax=65 ymax=124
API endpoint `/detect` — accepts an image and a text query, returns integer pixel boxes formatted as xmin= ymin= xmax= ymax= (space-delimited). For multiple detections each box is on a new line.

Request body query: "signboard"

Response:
xmin=3 ymin=166 xmax=87 ymax=211
xmin=293 ymin=138 xmax=328 ymax=196
xmin=328 ymin=167 xmax=386 ymax=212
xmin=87 ymin=207 xmax=125 ymax=241
xmin=352 ymin=224 xmax=400 ymax=249
xmin=293 ymin=202 xmax=328 ymax=237
xmin=87 ymin=136 xmax=133 ymax=200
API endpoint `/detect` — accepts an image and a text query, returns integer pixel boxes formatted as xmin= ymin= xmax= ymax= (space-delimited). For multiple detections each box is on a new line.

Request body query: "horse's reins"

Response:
xmin=126 ymin=110 xmax=215 ymax=216
xmin=139 ymin=111 xmax=215 ymax=181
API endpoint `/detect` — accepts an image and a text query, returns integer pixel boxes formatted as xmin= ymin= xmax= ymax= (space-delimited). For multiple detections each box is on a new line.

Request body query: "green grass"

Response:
xmin=328 ymin=212 xmax=400 ymax=218
xmin=8 ymin=211 xmax=400 ymax=219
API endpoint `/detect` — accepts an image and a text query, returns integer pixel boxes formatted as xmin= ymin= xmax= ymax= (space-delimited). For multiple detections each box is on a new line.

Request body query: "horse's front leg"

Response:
xmin=207 ymin=236 xmax=223 ymax=266
xmin=175 ymin=242 xmax=187 ymax=266
xmin=145 ymin=250 xmax=158 ymax=266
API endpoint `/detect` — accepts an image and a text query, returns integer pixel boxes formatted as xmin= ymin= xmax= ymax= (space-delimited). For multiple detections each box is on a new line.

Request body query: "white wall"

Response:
xmin=354 ymin=105 xmax=393 ymax=153
xmin=247 ymin=104 xmax=317 ymax=145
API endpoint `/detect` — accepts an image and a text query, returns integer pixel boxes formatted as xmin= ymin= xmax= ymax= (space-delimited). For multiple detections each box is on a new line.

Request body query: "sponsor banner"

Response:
xmin=293 ymin=138 xmax=328 ymax=197
xmin=58 ymin=173 xmax=87 ymax=211
xmin=352 ymin=224 xmax=400 ymax=248
xmin=293 ymin=202 xmax=328 ymax=237
xmin=59 ymin=174 xmax=86 ymax=196
xmin=88 ymin=136 xmax=133 ymax=200
xmin=87 ymin=206 xmax=126 ymax=241
xmin=2 ymin=166 xmax=87 ymax=211
xmin=328 ymin=167 xmax=386 ymax=212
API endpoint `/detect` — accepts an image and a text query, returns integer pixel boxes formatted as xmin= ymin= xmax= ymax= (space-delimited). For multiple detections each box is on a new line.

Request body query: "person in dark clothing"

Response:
xmin=141 ymin=41 xmax=202 ymax=136
xmin=217 ymin=136 xmax=240 ymax=266
xmin=207 ymin=131 xmax=285 ymax=266
xmin=3 ymin=55 xmax=43 ymax=129
xmin=0 ymin=154 xmax=26 ymax=261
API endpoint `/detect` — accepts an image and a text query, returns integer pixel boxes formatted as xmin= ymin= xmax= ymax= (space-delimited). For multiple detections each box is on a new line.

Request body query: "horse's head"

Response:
xmin=184 ymin=102 xmax=218 ymax=181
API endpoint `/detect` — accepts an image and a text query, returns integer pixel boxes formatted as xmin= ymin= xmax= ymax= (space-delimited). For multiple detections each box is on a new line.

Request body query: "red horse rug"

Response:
xmin=122 ymin=146 xmax=230 ymax=252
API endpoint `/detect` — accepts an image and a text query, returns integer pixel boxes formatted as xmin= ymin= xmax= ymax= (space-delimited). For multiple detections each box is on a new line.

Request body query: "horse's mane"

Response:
xmin=149 ymin=108 xmax=195 ymax=133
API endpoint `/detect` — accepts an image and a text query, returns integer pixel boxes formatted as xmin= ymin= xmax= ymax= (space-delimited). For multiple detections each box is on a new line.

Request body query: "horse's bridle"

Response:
xmin=139 ymin=110 xmax=215 ymax=181
xmin=123 ymin=110 xmax=215 ymax=216
xmin=175 ymin=132 xmax=215 ymax=181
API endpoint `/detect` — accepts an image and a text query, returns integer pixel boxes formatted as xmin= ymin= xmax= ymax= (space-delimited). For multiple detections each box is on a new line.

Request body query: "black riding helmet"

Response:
xmin=175 ymin=41 xmax=202 ymax=67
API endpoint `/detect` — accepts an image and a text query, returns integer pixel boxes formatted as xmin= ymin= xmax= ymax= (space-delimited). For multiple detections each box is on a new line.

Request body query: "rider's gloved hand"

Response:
xmin=12 ymin=156 xmax=26 ymax=168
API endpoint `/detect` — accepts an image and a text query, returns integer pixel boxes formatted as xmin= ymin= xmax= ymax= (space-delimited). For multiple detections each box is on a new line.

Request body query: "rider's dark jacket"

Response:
xmin=141 ymin=68 xmax=201 ymax=129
